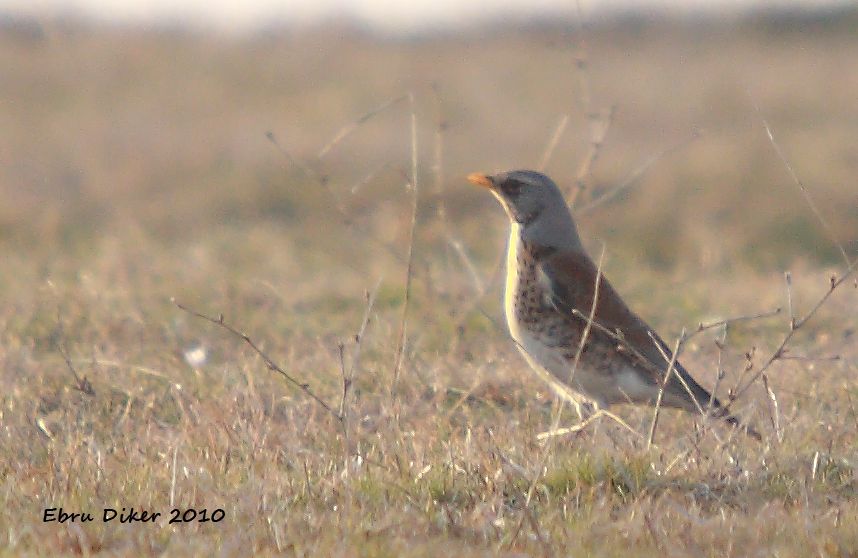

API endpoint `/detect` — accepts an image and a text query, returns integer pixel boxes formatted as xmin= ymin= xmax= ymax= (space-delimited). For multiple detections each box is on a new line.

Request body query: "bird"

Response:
xmin=467 ymin=169 xmax=758 ymax=439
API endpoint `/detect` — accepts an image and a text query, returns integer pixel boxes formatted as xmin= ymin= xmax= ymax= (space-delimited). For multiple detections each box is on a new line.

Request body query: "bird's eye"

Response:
xmin=503 ymin=179 xmax=523 ymax=196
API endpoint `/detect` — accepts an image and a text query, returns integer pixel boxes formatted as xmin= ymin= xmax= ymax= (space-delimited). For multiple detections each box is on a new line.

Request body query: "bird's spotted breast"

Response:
xmin=504 ymin=229 xmax=582 ymax=350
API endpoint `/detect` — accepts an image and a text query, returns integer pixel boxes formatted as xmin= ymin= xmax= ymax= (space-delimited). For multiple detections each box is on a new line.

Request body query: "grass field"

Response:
xmin=2 ymin=12 xmax=858 ymax=556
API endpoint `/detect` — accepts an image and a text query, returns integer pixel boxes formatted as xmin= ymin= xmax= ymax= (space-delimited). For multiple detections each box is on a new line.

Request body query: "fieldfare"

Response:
xmin=468 ymin=170 xmax=756 ymax=438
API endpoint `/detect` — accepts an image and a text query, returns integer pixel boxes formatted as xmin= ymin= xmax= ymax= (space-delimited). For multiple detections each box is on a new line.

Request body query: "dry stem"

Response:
xmin=172 ymin=298 xmax=342 ymax=421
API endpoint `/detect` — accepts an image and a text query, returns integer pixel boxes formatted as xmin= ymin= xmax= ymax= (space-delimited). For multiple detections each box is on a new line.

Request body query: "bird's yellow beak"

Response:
xmin=467 ymin=173 xmax=494 ymax=189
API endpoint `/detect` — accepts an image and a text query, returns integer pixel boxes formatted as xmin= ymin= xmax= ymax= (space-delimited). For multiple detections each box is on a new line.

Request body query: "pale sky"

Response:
xmin=1 ymin=0 xmax=849 ymax=33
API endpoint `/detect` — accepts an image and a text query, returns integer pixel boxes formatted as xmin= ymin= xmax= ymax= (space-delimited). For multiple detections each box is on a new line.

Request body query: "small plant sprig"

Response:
xmin=172 ymin=298 xmax=343 ymax=421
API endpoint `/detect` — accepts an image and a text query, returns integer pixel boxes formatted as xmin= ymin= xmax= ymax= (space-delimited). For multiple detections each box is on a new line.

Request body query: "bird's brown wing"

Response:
xmin=536 ymin=246 xmax=720 ymax=412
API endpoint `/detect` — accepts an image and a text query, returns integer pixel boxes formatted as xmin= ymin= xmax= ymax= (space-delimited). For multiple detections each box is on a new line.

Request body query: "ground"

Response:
xmin=1 ymin=14 xmax=857 ymax=557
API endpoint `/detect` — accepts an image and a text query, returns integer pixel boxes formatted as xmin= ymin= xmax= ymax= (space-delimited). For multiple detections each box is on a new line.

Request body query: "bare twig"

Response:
xmin=752 ymin=101 xmax=851 ymax=266
xmin=430 ymin=83 xmax=471 ymax=299
xmin=265 ymin=130 xmax=324 ymax=182
xmin=392 ymin=93 xmax=420 ymax=389
xmin=844 ymin=389 xmax=858 ymax=437
xmin=172 ymin=298 xmax=342 ymax=421
xmin=576 ymin=130 xmax=700 ymax=214
xmin=710 ymin=333 xmax=727 ymax=415
xmin=648 ymin=330 xmax=708 ymax=420
xmin=57 ymin=343 xmax=95 ymax=396
xmin=536 ymin=408 xmax=640 ymax=440
xmin=694 ymin=307 xmax=782 ymax=335
xmin=647 ymin=332 xmax=683 ymax=449
xmin=777 ymin=354 xmax=841 ymax=362
xmin=762 ymin=373 xmax=782 ymax=441
xmin=54 ymin=311 xmax=95 ymax=396
xmin=169 ymin=441 xmax=180 ymax=507
xmin=538 ymin=114 xmax=570 ymax=172
xmin=447 ymin=238 xmax=485 ymax=296
xmin=508 ymin=242 xmax=641 ymax=550
xmin=337 ymin=344 xmax=349 ymax=420
xmin=650 ymin=327 xmax=761 ymax=441
xmin=785 ymin=271 xmax=796 ymax=329
xmin=727 ymin=259 xmax=858 ymax=408
xmin=267 ymin=129 xmax=405 ymax=263
xmin=551 ymin=299 xmax=766 ymax=442
xmin=317 ymin=94 xmax=408 ymax=159
xmin=569 ymin=244 xmax=605 ymax=385
xmin=572 ymin=0 xmax=592 ymax=114
xmin=431 ymin=84 xmax=449 ymax=232
xmin=517 ymin=244 xmax=607 ymax=543
xmin=336 ymin=277 xmax=382 ymax=521
xmin=730 ymin=346 xmax=756 ymax=405
xmin=568 ymin=105 xmax=616 ymax=207
xmin=64 ymin=359 xmax=171 ymax=382
xmin=340 ymin=280 xmax=382 ymax=418
xmin=349 ymin=162 xmax=390 ymax=195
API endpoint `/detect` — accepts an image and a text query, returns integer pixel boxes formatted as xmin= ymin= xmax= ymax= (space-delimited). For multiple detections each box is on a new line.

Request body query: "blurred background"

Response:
xmin=4 ymin=4 xmax=858 ymax=553
xmin=1 ymin=0 xmax=857 ymax=333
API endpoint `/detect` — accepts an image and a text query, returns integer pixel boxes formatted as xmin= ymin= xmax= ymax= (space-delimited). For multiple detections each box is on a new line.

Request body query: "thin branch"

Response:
xmin=572 ymin=0 xmax=592 ymax=114
xmin=729 ymin=346 xmax=757 ymax=406
xmin=265 ymin=130 xmax=325 ymax=182
xmin=520 ymin=245 xmax=606 ymax=532
xmin=337 ymin=344 xmax=349 ymax=420
xmin=648 ymin=330 xmax=708 ymax=419
xmin=54 ymin=310 xmax=95 ymax=396
xmin=431 ymin=84 xmax=449 ymax=232
xmin=647 ymin=332 xmax=683 ymax=449
xmin=57 ymin=342 xmax=95 ymax=396
xmin=65 ymin=358 xmax=172 ymax=382
xmin=568 ymin=244 xmax=605 ymax=385
xmin=564 ymin=303 xmax=713 ymax=414
xmin=568 ymin=105 xmax=616 ymax=208
xmin=576 ymin=130 xmax=700 ymax=214
xmin=537 ymin=114 xmax=570 ymax=172
xmin=349 ymin=162 xmax=390 ymax=195
xmin=392 ymin=93 xmax=420 ymax=389
xmin=762 ymin=373 xmax=782 ymax=441
xmin=710 ymin=329 xmax=728 ymax=414
xmin=844 ymin=389 xmax=858 ymax=438
xmin=172 ymin=298 xmax=342 ymax=421
xmin=776 ymin=354 xmax=841 ymax=362
xmin=536 ymin=408 xmax=640 ymax=440
xmin=317 ymin=94 xmax=408 ymax=160
xmin=267 ymin=130 xmax=405 ymax=264
xmin=649 ymin=328 xmax=761 ymax=441
xmin=727 ymin=260 xmax=858 ymax=407
xmin=340 ymin=280 xmax=382 ymax=418
xmin=785 ymin=271 xmax=796 ymax=329
xmin=694 ymin=307 xmax=782 ymax=335
xmin=447 ymin=237 xmax=485 ymax=295
xmin=752 ymin=100 xmax=851 ymax=266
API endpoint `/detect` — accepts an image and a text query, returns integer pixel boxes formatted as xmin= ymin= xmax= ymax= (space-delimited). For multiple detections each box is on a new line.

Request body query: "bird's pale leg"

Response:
xmin=537 ymin=403 xmax=641 ymax=440
xmin=532 ymin=367 xmax=588 ymax=419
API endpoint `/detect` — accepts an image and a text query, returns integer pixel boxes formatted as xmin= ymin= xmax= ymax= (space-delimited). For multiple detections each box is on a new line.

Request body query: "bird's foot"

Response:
xmin=536 ymin=407 xmax=641 ymax=441
xmin=536 ymin=409 xmax=602 ymax=440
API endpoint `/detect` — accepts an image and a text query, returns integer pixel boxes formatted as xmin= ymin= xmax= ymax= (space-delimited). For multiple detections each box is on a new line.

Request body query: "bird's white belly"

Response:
xmin=510 ymin=323 xmax=612 ymax=408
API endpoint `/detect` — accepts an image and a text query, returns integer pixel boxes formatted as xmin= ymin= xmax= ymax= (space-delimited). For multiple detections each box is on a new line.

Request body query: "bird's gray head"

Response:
xmin=468 ymin=170 xmax=583 ymax=249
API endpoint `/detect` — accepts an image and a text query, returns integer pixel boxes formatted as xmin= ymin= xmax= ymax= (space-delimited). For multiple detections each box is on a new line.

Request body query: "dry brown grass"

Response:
xmin=2 ymin=14 xmax=857 ymax=556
